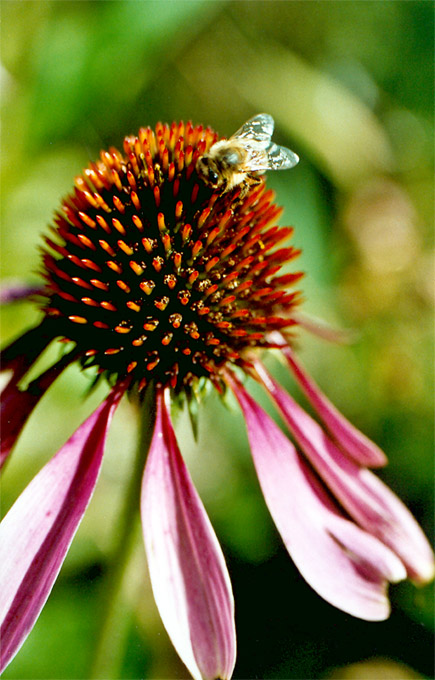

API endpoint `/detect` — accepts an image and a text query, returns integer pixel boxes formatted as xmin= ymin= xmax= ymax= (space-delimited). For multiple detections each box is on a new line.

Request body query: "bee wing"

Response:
xmin=242 ymin=143 xmax=299 ymax=173
xmin=229 ymin=113 xmax=299 ymax=173
xmin=231 ymin=113 xmax=275 ymax=144
xmin=265 ymin=142 xmax=299 ymax=170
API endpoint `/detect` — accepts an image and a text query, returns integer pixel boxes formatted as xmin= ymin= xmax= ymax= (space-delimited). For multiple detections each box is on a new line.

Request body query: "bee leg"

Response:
xmin=247 ymin=173 xmax=262 ymax=186
xmin=236 ymin=174 xmax=262 ymax=200
xmin=237 ymin=184 xmax=249 ymax=200
xmin=217 ymin=178 xmax=229 ymax=196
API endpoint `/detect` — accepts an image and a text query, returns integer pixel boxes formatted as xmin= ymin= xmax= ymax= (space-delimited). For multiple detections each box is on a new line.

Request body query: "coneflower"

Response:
xmin=1 ymin=119 xmax=433 ymax=680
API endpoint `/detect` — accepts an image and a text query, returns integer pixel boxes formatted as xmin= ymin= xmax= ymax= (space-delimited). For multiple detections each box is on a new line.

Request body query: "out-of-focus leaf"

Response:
xmin=327 ymin=658 xmax=423 ymax=679
xmin=3 ymin=1 xmax=223 ymax=149
xmin=238 ymin=44 xmax=395 ymax=189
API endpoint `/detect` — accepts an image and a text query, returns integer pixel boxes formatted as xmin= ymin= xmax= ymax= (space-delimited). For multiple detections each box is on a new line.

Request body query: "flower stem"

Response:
xmin=89 ymin=382 xmax=156 ymax=679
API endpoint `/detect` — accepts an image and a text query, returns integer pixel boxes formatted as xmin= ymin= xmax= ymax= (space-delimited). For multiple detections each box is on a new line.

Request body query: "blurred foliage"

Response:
xmin=1 ymin=1 xmax=433 ymax=679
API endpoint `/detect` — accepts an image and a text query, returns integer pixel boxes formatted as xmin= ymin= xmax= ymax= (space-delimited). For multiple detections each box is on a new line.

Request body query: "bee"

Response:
xmin=196 ymin=113 xmax=299 ymax=194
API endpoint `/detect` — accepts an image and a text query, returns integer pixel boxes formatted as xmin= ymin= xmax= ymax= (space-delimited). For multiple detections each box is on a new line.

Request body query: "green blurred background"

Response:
xmin=1 ymin=1 xmax=433 ymax=678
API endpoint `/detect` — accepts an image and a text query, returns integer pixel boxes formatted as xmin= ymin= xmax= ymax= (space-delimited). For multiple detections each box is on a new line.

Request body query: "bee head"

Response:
xmin=196 ymin=155 xmax=221 ymax=188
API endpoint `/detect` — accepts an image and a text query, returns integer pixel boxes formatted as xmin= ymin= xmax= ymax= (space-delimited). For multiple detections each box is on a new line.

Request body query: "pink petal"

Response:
xmin=254 ymin=359 xmax=435 ymax=585
xmin=1 ymin=354 xmax=74 ymax=469
xmin=1 ymin=320 xmax=54 ymax=379
xmin=278 ymin=337 xmax=387 ymax=467
xmin=141 ymin=390 xmax=236 ymax=680
xmin=226 ymin=372 xmax=407 ymax=622
xmin=1 ymin=382 xmax=39 ymax=470
xmin=0 ymin=385 xmax=124 ymax=673
xmin=0 ymin=281 xmax=44 ymax=305
xmin=1 ymin=324 xmax=71 ymax=469
xmin=290 ymin=311 xmax=356 ymax=345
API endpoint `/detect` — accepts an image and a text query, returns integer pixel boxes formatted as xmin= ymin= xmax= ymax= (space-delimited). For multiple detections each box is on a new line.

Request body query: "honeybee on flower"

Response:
xmin=196 ymin=113 xmax=299 ymax=193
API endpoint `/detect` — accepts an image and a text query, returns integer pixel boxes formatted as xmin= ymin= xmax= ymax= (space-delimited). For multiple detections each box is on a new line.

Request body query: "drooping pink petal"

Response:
xmin=1 ymin=353 xmax=75 ymax=469
xmin=1 ymin=382 xmax=40 ymax=470
xmin=1 ymin=319 xmax=55 ymax=380
xmin=0 ymin=280 xmax=44 ymax=305
xmin=0 ymin=384 xmax=124 ymax=673
xmin=289 ymin=311 xmax=356 ymax=345
xmin=226 ymin=371 xmax=406 ymax=622
xmin=272 ymin=333 xmax=387 ymax=467
xmin=141 ymin=389 xmax=236 ymax=680
xmin=253 ymin=359 xmax=435 ymax=585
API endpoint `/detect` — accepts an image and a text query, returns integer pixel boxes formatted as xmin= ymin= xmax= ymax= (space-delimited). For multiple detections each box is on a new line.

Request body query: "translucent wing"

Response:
xmin=231 ymin=113 xmax=274 ymax=144
xmin=265 ymin=142 xmax=299 ymax=170
xmin=240 ymin=143 xmax=299 ymax=173
xmin=226 ymin=113 xmax=299 ymax=174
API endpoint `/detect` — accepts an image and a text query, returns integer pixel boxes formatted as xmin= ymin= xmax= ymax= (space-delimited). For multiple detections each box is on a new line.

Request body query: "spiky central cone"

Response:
xmin=42 ymin=121 xmax=302 ymax=391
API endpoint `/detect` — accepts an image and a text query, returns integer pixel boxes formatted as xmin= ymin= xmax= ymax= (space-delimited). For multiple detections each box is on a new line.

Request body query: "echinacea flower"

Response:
xmin=1 ymin=119 xmax=433 ymax=679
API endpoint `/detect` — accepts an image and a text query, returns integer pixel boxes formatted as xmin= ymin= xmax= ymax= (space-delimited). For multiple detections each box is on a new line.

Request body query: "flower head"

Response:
xmin=38 ymin=120 xmax=301 ymax=394
xmin=1 ymin=118 xmax=433 ymax=678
